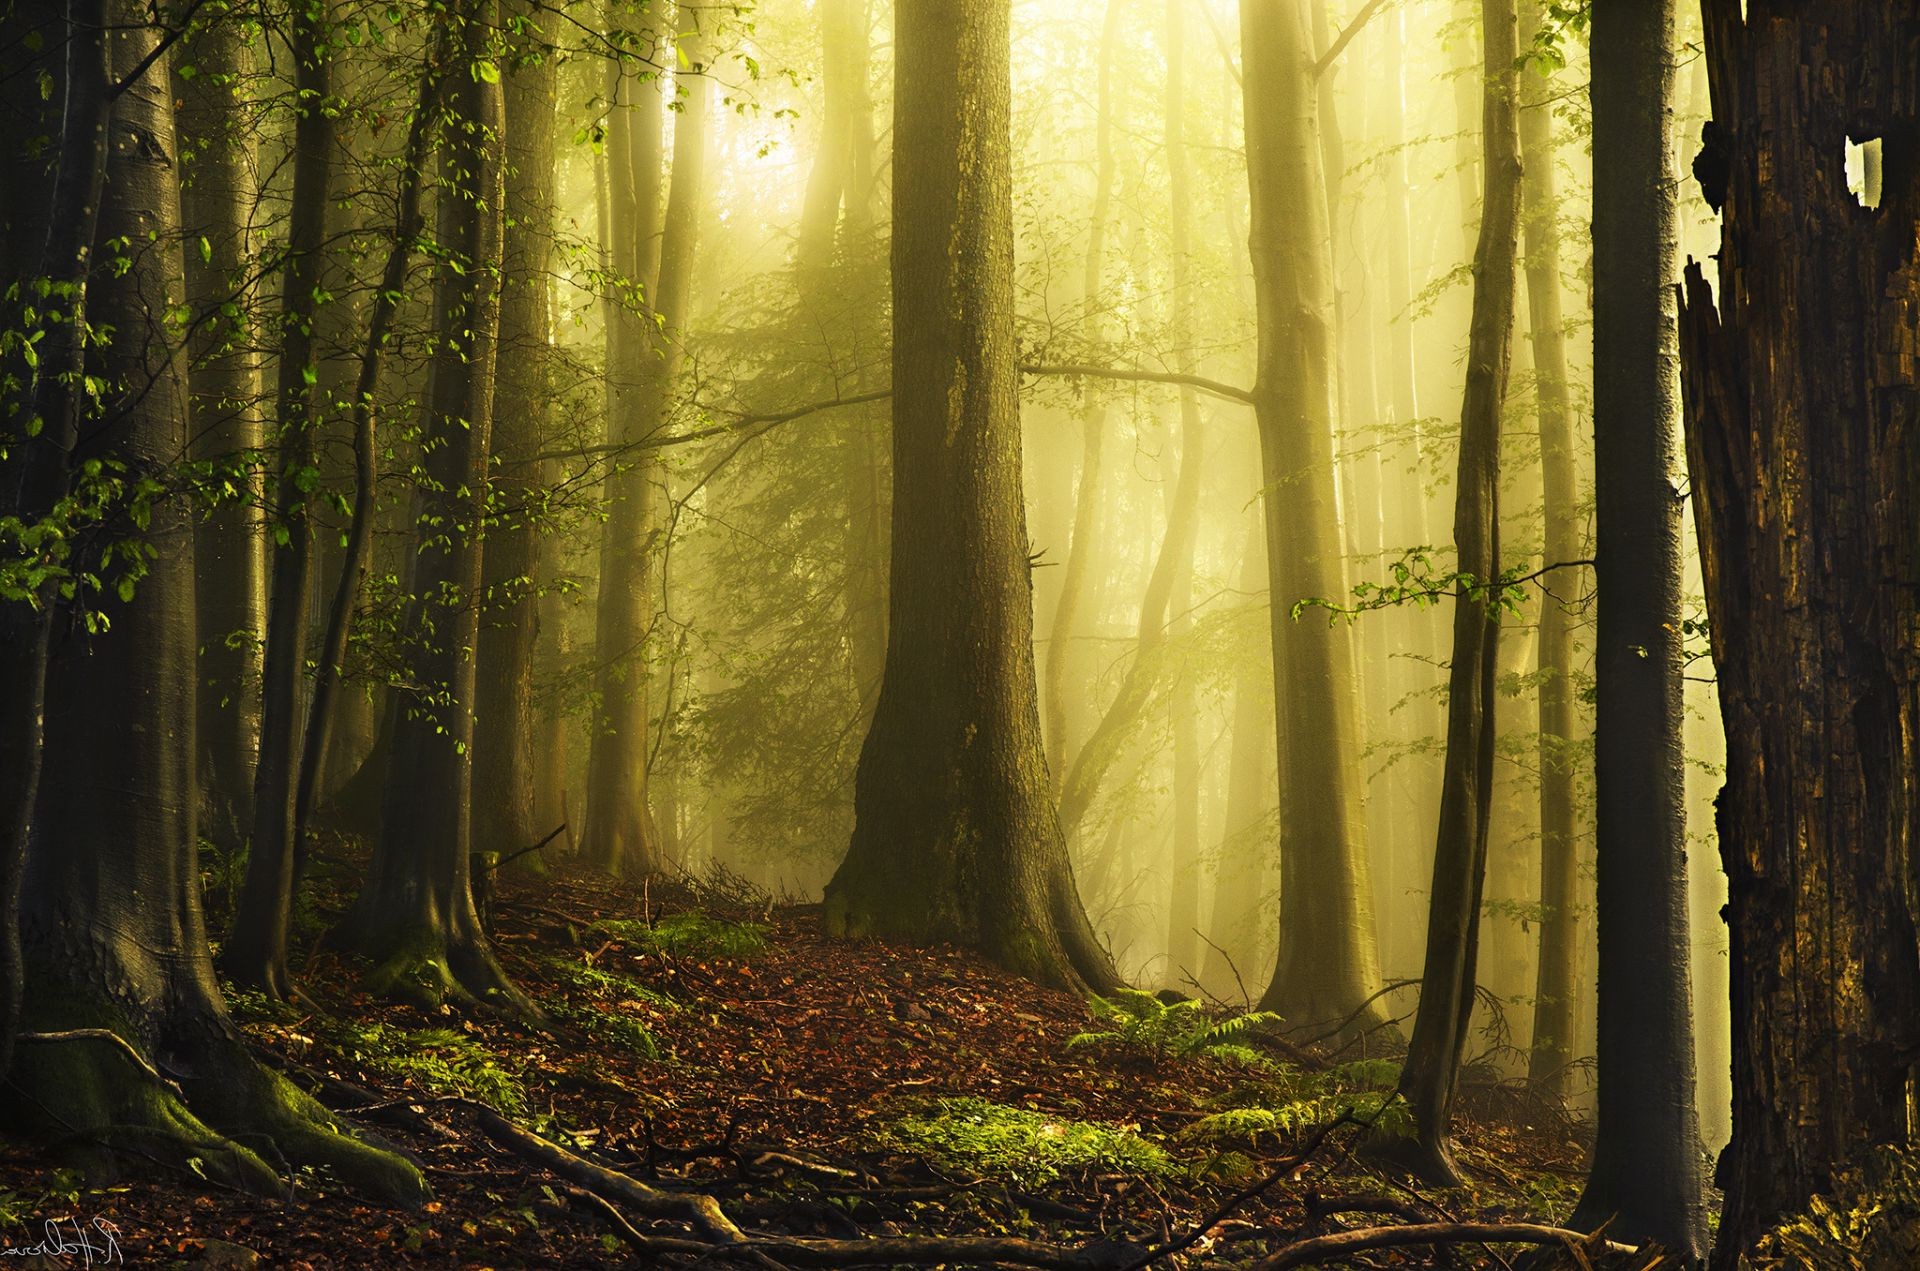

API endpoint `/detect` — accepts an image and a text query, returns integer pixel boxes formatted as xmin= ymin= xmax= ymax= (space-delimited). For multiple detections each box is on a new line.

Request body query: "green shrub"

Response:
xmin=330 ymin=1020 xmax=526 ymax=1115
xmin=880 ymin=1097 xmax=1178 ymax=1186
xmin=1180 ymin=1059 xmax=1409 ymax=1146
xmin=1067 ymin=988 xmax=1282 ymax=1066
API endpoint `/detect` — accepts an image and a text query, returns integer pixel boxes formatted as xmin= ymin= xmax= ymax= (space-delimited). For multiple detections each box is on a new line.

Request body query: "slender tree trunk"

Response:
xmin=177 ymin=16 xmax=265 ymax=849
xmin=2 ymin=4 xmax=423 ymax=1203
xmin=1042 ymin=0 xmax=1123 ymax=787
xmin=1516 ymin=0 xmax=1581 ymax=1098
xmin=1678 ymin=2 xmax=1920 ymax=1262
xmin=1239 ymin=0 xmax=1385 ymax=1032
xmin=0 ymin=0 xmax=112 ymax=1078
xmin=223 ymin=0 xmax=335 ymax=997
xmin=823 ymin=0 xmax=1118 ymax=995
xmin=337 ymin=0 xmax=528 ymax=1012
xmin=473 ymin=2 xmax=559 ymax=862
xmin=581 ymin=3 xmax=670 ymax=876
xmin=1388 ymin=0 xmax=1522 ymax=1185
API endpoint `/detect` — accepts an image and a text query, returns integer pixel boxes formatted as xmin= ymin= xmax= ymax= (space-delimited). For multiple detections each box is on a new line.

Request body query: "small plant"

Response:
xmin=540 ymin=953 xmax=678 ymax=1010
xmin=1066 ymin=988 xmax=1282 ymax=1066
xmin=880 ymin=1097 xmax=1177 ymax=1186
xmin=330 ymin=1020 xmax=527 ymax=1115
xmin=1180 ymin=1059 xmax=1409 ymax=1147
xmin=1749 ymin=1144 xmax=1920 ymax=1269
xmin=592 ymin=911 xmax=769 ymax=959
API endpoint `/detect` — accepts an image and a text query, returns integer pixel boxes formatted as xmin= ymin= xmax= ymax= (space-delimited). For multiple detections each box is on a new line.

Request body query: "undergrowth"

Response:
xmin=879 ymin=1097 xmax=1177 ymax=1186
xmin=328 ymin=1020 xmax=527 ymax=1115
xmin=1067 ymin=988 xmax=1282 ymax=1067
xmin=1749 ymin=1143 xmax=1920 ymax=1269
xmin=592 ymin=911 xmax=769 ymax=959
xmin=1180 ymin=1058 xmax=1411 ymax=1146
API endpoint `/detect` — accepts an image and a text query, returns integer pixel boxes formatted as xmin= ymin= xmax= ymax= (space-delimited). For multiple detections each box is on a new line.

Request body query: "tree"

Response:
xmin=1515 ymin=0 xmax=1581 ymax=1099
xmin=1 ymin=2 xmax=422 ymax=1202
xmin=822 ymin=0 xmax=1118 ymax=994
xmin=1678 ymin=1 xmax=1920 ymax=1261
xmin=176 ymin=9 xmax=266 ymax=848
xmin=336 ymin=0 xmax=529 ymax=1011
xmin=1388 ymin=0 xmax=1522 ymax=1184
xmin=1239 ymin=0 xmax=1385 ymax=1030
xmin=1564 ymin=0 xmax=1709 ymax=1256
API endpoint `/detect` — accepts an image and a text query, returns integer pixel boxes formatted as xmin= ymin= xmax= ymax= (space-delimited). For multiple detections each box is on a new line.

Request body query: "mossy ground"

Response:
xmin=0 ymin=861 xmax=1655 ymax=1267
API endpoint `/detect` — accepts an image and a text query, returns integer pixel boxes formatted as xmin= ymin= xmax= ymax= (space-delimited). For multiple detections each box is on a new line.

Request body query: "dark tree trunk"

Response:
xmin=580 ymin=5 xmax=670 ymax=877
xmin=222 ymin=0 xmax=335 ymax=998
xmin=1679 ymin=1 xmax=1920 ymax=1262
xmin=2 ymin=5 xmax=422 ymax=1203
xmin=1240 ymin=0 xmax=1385 ymax=1031
xmin=473 ymin=1 xmax=559 ymax=863
xmin=823 ymin=0 xmax=1118 ymax=995
xmin=176 ymin=18 xmax=265 ymax=849
xmin=1516 ymin=0 xmax=1581 ymax=1099
xmin=1389 ymin=0 xmax=1522 ymax=1185
xmin=1564 ymin=0 xmax=1709 ymax=1256
xmin=337 ymin=0 xmax=528 ymax=1012
xmin=0 ymin=0 xmax=112 ymax=1079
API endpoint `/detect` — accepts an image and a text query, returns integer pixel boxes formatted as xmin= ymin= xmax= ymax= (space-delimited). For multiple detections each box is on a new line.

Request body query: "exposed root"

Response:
xmin=1248 ymin=1221 xmax=1640 ymax=1270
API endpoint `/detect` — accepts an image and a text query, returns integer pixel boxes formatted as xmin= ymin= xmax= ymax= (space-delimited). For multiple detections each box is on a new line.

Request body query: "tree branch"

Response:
xmin=1251 ymin=1221 xmax=1638 ymax=1270
xmin=1312 ymin=0 xmax=1395 ymax=78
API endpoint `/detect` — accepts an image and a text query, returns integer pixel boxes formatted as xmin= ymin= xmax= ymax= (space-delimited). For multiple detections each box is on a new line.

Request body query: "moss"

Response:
xmin=324 ymin=1019 xmax=526 ymax=1117
xmin=878 ymin=1097 xmax=1178 ymax=1186
xmin=591 ymin=911 xmax=768 ymax=959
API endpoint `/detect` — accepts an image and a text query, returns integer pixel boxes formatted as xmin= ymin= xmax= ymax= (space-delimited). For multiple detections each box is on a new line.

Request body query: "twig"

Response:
xmin=1250 ymin=1221 xmax=1637 ymax=1270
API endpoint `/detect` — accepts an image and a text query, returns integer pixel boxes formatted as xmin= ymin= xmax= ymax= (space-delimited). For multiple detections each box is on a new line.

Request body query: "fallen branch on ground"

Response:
xmin=1251 ymin=1221 xmax=1639 ymax=1270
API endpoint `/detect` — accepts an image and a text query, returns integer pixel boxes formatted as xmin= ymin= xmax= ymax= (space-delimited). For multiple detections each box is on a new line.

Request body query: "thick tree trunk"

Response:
xmin=0 ymin=0 xmax=112 ymax=1079
xmin=1239 ymin=0 xmax=1385 ymax=1032
xmin=823 ymin=0 xmax=1118 ymax=995
xmin=1042 ymin=0 xmax=1123 ymax=787
xmin=337 ymin=0 xmax=528 ymax=1012
xmin=1679 ymin=2 xmax=1920 ymax=1262
xmin=223 ymin=0 xmax=335 ymax=998
xmin=1389 ymin=0 xmax=1522 ymax=1185
xmin=2 ymin=6 xmax=422 ymax=1203
xmin=473 ymin=2 xmax=559 ymax=863
xmin=177 ymin=17 xmax=265 ymax=849
xmin=1516 ymin=0 xmax=1581 ymax=1099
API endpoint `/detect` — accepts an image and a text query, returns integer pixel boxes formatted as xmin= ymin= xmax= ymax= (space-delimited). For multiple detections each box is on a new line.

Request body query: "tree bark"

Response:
xmin=1516 ymin=0 xmax=1581 ymax=1099
xmin=1239 ymin=0 xmax=1385 ymax=1032
xmin=3 ymin=5 xmax=423 ymax=1203
xmin=176 ymin=15 xmax=265 ymax=850
xmin=336 ymin=0 xmax=529 ymax=1013
xmin=823 ymin=0 xmax=1118 ymax=995
xmin=1679 ymin=1 xmax=1920 ymax=1262
xmin=1389 ymin=0 xmax=1522 ymax=1185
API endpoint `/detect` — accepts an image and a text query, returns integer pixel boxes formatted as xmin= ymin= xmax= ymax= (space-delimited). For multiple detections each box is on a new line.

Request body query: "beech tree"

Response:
xmin=823 ymin=0 xmax=1118 ymax=994
xmin=1680 ymin=0 xmax=1920 ymax=1261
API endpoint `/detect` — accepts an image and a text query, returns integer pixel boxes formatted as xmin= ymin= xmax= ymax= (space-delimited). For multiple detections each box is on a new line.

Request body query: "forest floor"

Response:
xmin=0 ymin=852 xmax=1684 ymax=1269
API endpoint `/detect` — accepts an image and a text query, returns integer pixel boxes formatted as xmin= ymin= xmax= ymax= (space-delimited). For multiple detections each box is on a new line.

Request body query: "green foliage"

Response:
xmin=1066 ymin=989 xmax=1282 ymax=1066
xmin=1179 ymin=1060 xmax=1409 ymax=1147
xmin=330 ymin=1020 xmax=526 ymax=1115
xmin=539 ymin=953 xmax=678 ymax=1009
xmin=550 ymin=1000 xmax=660 ymax=1061
xmin=880 ymin=1097 xmax=1177 ymax=1187
xmin=1750 ymin=1144 xmax=1920 ymax=1270
xmin=0 ymin=1169 xmax=84 ymax=1231
xmin=592 ymin=911 xmax=769 ymax=959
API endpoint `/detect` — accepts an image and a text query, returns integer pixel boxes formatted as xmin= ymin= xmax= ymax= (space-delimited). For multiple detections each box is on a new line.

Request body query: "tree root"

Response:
xmin=1248 ymin=1221 xmax=1640 ymax=1270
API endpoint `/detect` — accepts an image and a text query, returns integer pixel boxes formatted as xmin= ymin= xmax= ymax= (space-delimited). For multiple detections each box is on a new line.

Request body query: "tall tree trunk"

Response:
xmin=823 ymin=0 xmax=1118 ymax=995
xmin=1042 ymin=0 xmax=1123 ymax=787
xmin=1679 ymin=1 xmax=1920 ymax=1261
xmin=1 ymin=4 xmax=423 ymax=1203
xmin=1516 ymin=0 xmax=1581 ymax=1098
xmin=0 ymin=0 xmax=112 ymax=1079
xmin=223 ymin=0 xmax=335 ymax=997
xmin=337 ymin=0 xmax=528 ymax=1012
xmin=177 ymin=14 xmax=266 ymax=849
xmin=1389 ymin=0 xmax=1522 ymax=1185
xmin=580 ymin=3 xmax=670 ymax=877
xmin=473 ymin=2 xmax=559 ymax=862
xmin=1239 ymin=0 xmax=1385 ymax=1032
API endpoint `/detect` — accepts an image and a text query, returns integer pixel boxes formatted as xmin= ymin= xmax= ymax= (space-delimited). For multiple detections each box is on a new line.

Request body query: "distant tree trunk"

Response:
xmin=1679 ymin=1 xmax=1920 ymax=1262
xmin=1389 ymin=0 xmax=1522 ymax=1185
xmin=1568 ymin=0 xmax=1708 ymax=1254
xmin=473 ymin=2 xmax=558 ymax=863
xmin=1239 ymin=0 xmax=1385 ymax=1031
xmin=1042 ymin=0 xmax=1123 ymax=786
xmin=337 ymin=1 xmax=528 ymax=1012
xmin=1 ymin=4 xmax=423 ymax=1203
xmin=1516 ymin=0 xmax=1581 ymax=1098
xmin=0 ymin=0 xmax=112 ymax=1079
xmin=823 ymin=0 xmax=1118 ymax=995
xmin=223 ymin=0 xmax=334 ymax=997
xmin=177 ymin=16 xmax=265 ymax=849
xmin=581 ymin=5 xmax=670 ymax=877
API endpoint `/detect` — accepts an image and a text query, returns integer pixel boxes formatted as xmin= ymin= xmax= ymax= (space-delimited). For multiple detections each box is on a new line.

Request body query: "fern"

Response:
xmin=331 ymin=1021 xmax=527 ymax=1114
xmin=592 ymin=911 xmax=769 ymax=959
xmin=879 ymin=1097 xmax=1178 ymax=1186
xmin=1069 ymin=991 xmax=1283 ymax=1065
